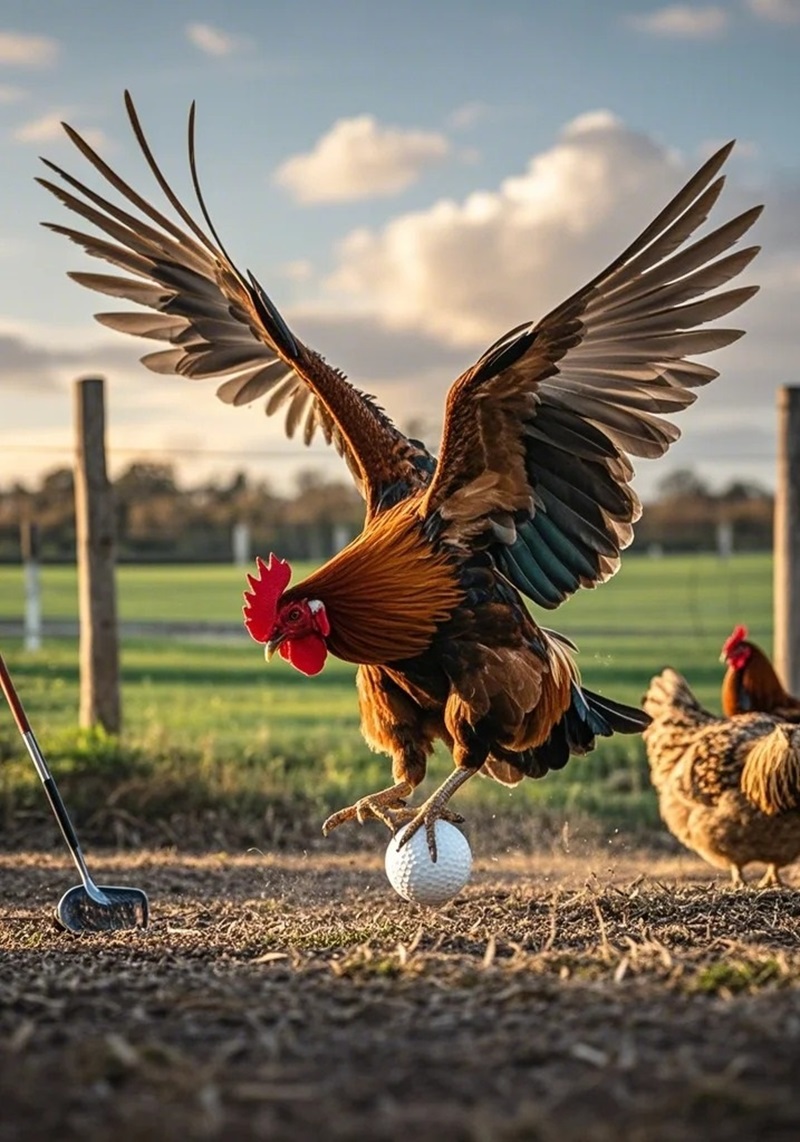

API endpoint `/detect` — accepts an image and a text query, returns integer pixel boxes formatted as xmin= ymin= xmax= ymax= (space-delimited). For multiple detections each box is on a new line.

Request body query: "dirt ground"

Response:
xmin=2 ymin=840 xmax=800 ymax=1142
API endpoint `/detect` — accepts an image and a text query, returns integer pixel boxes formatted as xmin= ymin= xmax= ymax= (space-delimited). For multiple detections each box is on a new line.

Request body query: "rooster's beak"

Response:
xmin=265 ymin=635 xmax=285 ymax=661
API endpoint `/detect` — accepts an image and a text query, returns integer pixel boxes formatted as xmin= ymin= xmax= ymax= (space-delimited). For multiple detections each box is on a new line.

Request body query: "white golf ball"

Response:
xmin=385 ymin=820 xmax=472 ymax=906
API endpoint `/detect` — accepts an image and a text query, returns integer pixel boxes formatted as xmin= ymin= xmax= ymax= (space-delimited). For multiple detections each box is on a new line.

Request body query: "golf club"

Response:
xmin=0 ymin=652 xmax=149 ymax=933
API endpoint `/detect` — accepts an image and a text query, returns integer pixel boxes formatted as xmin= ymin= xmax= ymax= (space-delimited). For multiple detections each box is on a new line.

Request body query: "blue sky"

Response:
xmin=1 ymin=0 xmax=799 ymax=498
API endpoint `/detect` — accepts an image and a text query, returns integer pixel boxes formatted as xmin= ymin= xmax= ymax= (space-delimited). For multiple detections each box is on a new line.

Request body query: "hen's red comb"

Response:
xmin=243 ymin=554 xmax=292 ymax=643
xmin=722 ymin=624 xmax=748 ymax=656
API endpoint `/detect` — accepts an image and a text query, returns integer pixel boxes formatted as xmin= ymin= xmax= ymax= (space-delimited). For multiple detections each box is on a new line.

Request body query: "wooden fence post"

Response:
xmin=74 ymin=377 xmax=121 ymax=733
xmin=774 ymin=386 xmax=800 ymax=693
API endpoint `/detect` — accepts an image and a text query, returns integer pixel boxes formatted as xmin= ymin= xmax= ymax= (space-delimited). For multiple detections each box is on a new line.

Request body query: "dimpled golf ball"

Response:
xmin=385 ymin=820 xmax=472 ymax=905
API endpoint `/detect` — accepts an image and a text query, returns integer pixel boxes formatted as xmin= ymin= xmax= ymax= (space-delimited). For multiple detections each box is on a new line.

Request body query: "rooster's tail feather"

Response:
xmin=505 ymin=684 xmax=651 ymax=779
xmin=579 ymin=687 xmax=652 ymax=736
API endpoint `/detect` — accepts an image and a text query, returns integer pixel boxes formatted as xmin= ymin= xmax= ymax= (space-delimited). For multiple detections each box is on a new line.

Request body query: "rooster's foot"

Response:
xmin=395 ymin=768 xmax=475 ymax=861
xmin=389 ymin=803 xmax=465 ymax=862
xmin=322 ymin=780 xmax=415 ymax=837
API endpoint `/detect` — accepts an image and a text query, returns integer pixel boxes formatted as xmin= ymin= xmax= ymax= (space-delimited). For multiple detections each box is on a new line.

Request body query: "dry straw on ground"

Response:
xmin=2 ymin=844 xmax=800 ymax=1141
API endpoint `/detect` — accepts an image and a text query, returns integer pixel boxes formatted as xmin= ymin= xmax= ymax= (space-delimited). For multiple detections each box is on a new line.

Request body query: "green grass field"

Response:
xmin=0 ymin=552 xmax=773 ymax=841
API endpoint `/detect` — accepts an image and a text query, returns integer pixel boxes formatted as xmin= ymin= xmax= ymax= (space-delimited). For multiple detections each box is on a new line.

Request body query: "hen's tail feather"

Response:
xmin=741 ymin=725 xmax=800 ymax=815
xmin=642 ymin=666 xmax=715 ymax=725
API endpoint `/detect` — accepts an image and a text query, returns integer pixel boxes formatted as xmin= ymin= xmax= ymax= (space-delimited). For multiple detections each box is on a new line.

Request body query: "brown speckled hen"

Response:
xmin=39 ymin=93 xmax=762 ymax=858
xmin=643 ymin=668 xmax=800 ymax=886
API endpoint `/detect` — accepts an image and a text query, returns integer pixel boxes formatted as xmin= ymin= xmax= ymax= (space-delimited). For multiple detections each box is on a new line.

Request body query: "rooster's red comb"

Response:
xmin=243 ymin=554 xmax=292 ymax=643
xmin=722 ymin=624 xmax=748 ymax=656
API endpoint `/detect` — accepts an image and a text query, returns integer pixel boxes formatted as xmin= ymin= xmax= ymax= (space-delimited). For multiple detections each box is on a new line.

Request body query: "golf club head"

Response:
xmin=55 ymin=884 xmax=150 ymax=933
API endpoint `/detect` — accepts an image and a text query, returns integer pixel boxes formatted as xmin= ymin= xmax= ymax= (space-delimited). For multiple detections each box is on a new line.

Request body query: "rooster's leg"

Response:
xmin=757 ymin=864 xmax=784 ymax=888
xmin=321 ymin=780 xmax=416 ymax=837
xmin=394 ymin=768 xmax=476 ymax=861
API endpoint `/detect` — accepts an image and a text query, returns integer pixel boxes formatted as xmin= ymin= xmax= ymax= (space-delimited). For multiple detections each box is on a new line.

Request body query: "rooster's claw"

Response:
xmin=321 ymin=780 xmax=415 ymax=837
xmin=394 ymin=805 xmax=466 ymax=862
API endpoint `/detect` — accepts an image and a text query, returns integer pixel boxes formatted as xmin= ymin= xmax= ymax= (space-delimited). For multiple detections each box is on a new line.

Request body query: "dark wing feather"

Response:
xmin=38 ymin=92 xmax=431 ymax=518
xmin=422 ymin=142 xmax=761 ymax=607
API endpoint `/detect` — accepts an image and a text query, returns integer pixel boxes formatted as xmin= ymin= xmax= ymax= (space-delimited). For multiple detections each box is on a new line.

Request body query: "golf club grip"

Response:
xmin=0 ymin=654 xmax=31 ymax=734
xmin=41 ymin=775 xmax=83 ymax=854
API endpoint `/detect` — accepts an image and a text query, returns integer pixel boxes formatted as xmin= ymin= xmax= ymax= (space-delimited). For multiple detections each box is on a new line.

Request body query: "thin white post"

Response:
xmin=232 ymin=521 xmax=250 ymax=567
xmin=20 ymin=519 xmax=42 ymax=651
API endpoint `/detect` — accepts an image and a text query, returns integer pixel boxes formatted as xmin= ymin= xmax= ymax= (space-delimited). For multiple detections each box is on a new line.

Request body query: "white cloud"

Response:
xmin=13 ymin=109 xmax=69 ymax=143
xmin=0 ymin=29 xmax=58 ymax=67
xmin=327 ymin=109 xmax=682 ymax=347
xmin=565 ymin=109 xmax=623 ymax=136
xmin=745 ymin=0 xmax=800 ymax=23
xmin=627 ymin=5 xmax=729 ymax=37
xmin=12 ymin=109 xmax=108 ymax=149
xmin=317 ymin=111 xmax=799 ymax=496
xmin=185 ymin=22 xmax=247 ymax=57
xmin=274 ymin=115 xmax=451 ymax=204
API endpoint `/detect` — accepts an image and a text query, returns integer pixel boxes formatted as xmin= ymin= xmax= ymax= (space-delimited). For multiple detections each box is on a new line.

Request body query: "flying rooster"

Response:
xmin=721 ymin=625 xmax=800 ymax=721
xmin=39 ymin=93 xmax=762 ymax=857
xmin=643 ymin=668 xmax=800 ymax=886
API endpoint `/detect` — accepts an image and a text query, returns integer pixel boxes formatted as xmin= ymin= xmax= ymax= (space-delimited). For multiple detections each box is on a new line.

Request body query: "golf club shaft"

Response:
xmin=0 ymin=652 xmax=92 ymax=881
xmin=0 ymin=653 xmax=147 ymax=928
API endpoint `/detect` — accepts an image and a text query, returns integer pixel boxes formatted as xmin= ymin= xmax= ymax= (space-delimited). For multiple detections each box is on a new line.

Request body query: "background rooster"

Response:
xmin=721 ymin=625 xmax=800 ymax=721
xmin=643 ymin=668 xmax=800 ymax=886
xmin=40 ymin=93 xmax=762 ymax=857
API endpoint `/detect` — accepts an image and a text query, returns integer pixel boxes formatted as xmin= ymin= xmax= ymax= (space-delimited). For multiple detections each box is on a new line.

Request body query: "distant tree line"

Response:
xmin=0 ymin=462 xmax=364 ymax=564
xmin=632 ymin=469 xmax=773 ymax=554
xmin=0 ymin=462 xmax=773 ymax=564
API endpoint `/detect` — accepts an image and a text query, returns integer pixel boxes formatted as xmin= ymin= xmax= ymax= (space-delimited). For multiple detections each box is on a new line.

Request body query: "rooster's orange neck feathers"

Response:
xmin=284 ymin=499 xmax=463 ymax=665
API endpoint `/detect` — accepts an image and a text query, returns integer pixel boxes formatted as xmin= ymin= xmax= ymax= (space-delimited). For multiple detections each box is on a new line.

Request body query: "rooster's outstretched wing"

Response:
xmin=38 ymin=92 xmax=432 ymax=519
xmin=421 ymin=142 xmax=762 ymax=607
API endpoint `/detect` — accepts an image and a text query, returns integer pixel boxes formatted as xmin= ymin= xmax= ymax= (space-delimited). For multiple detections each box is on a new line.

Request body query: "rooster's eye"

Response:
xmin=287 ymin=607 xmax=302 ymax=622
